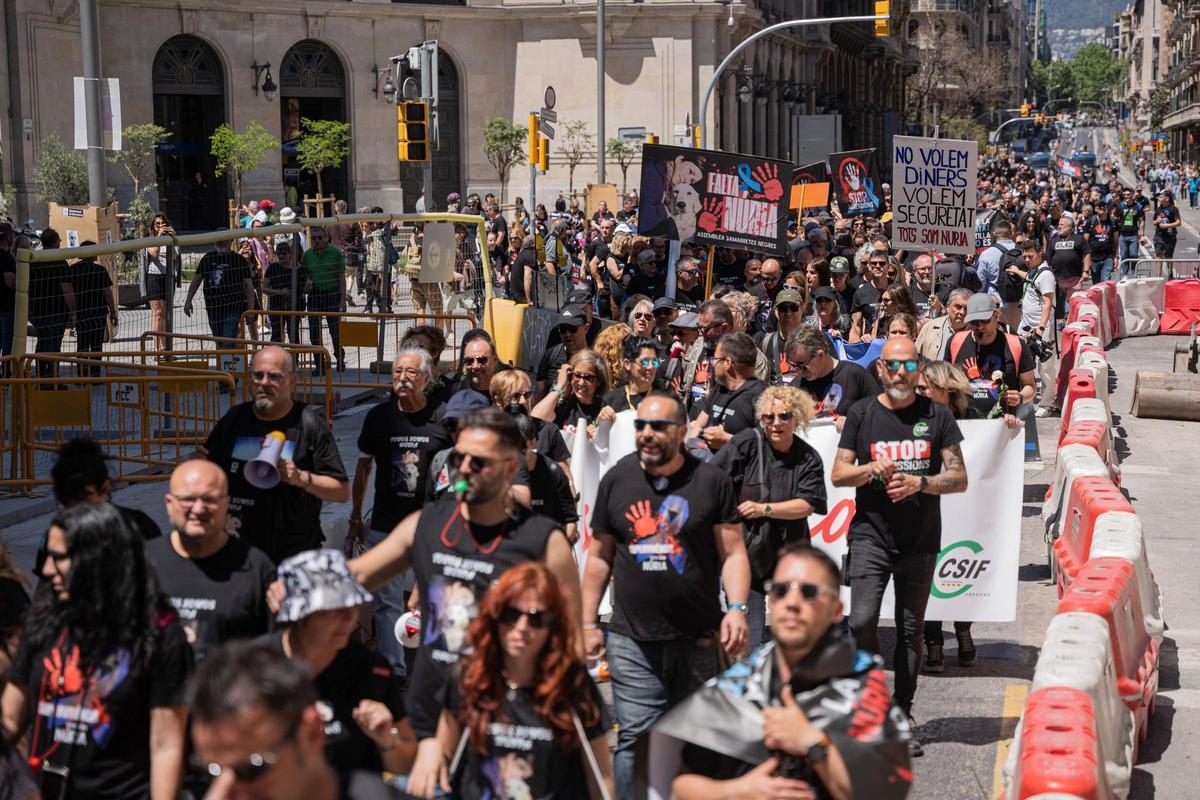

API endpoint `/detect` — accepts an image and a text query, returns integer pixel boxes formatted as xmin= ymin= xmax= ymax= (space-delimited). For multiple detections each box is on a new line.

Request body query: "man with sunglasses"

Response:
xmin=190 ymin=641 xmax=406 ymax=800
xmin=849 ymin=253 xmax=894 ymax=342
xmin=662 ymin=546 xmax=913 ymax=800
xmin=748 ymin=257 xmax=786 ymax=334
xmin=688 ymin=332 xmax=767 ymax=452
xmin=681 ymin=300 xmax=735 ymax=413
xmin=346 ymin=408 xmax=577 ymax=765
xmin=535 ymin=305 xmax=589 ymax=400
xmin=832 ymin=337 xmax=967 ymax=757
xmin=202 ymin=346 xmax=350 ymax=564
xmin=583 ymin=392 xmax=750 ymax=799
xmin=673 ymin=256 xmax=706 ymax=313
xmin=762 ymin=288 xmax=807 ymax=385
xmin=786 ymin=326 xmax=880 ymax=428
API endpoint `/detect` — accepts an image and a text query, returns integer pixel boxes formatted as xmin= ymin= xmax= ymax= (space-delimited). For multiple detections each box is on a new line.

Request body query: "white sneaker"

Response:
xmin=1035 ymin=407 xmax=1057 ymax=418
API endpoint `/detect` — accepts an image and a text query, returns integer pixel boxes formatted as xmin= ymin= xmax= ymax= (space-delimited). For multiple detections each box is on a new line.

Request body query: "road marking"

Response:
xmin=991 ymin=683 xmax=1028 ymax=799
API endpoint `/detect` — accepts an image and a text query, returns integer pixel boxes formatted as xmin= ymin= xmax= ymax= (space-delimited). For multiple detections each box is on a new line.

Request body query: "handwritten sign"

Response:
xmin=891 ymin=135 xmax=978 ymax=256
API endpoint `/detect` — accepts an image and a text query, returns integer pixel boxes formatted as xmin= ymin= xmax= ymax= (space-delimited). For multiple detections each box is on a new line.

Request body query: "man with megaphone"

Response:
xmin=201 ymin=345 xmax=350 ymax=564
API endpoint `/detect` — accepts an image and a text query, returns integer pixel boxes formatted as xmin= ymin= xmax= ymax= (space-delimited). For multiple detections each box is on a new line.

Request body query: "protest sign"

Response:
xmin=566 ymin=412 xmax=1021 ymax=621
xmin=637 ymin=144 xmax=790 ymax=257
xmin=828 ymin=149 xmax=882 ymax=217
xmin=891 ymin=135 xmax=978 ymax=256
xmin=790 ymin=161 xmax=831 ymax=211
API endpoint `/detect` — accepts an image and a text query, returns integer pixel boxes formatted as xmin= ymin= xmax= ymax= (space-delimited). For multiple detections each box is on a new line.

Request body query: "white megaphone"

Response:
xmin=244 ymin=431 xmax=286 ymax=489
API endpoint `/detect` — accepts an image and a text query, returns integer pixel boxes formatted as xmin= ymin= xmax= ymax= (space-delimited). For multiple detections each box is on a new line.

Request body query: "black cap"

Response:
xmin=652 ymin=297 xmax=677 ymax=313
xmin=566 ymin=287 xmax=592 ymax=306
xmin=555 ymin=305 xmax=587 ymax=328
xmin=813 ymin=286 xmax=839 ymax=303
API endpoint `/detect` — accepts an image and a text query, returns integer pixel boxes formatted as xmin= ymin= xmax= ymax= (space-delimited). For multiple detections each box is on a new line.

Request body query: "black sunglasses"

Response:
xmin=776 ymin=304 xmax=800 ymax=313
xmin=634 ymin=417 xmax=681 ymax=433
xmin=763 ymin=580 xmax=838 ymax=602
xmin=205 ymin=720 xmax=299 ymax=782
xmin=463 ymin=356 xmax=491 ymax=366
xmin=447 ymin=450 xmax=508 ymax=472
xmin=499 ymin=606 xmax=556 ymax=629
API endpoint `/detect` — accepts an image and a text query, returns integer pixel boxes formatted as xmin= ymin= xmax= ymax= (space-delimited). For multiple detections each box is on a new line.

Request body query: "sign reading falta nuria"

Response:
xmin=892 ymin=135 xmax=978 ymax=256
xmin=637 ymin=144 xmax=790 ymax=257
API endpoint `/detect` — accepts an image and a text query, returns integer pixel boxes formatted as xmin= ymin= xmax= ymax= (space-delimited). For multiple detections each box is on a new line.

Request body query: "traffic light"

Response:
xmin=528 ymin=114 xmax=540 ymax=166
xmin=647 ymin=133 xmax=659 ymax=144
xmin=874 ymin=1 xmax=890 ymax=37
xmin=539 ymin=136 xmax=550 ymax=172
xmin=397 ymin=101 xmax=429 ymax=162
xmin=1021 ymin=103 xmax=1031 ymax=117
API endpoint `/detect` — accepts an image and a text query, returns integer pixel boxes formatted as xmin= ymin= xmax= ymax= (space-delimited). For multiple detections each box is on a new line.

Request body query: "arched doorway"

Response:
xmin=279 ymin=40 xmax=348 ymax=211
xmin=152 ymin=35 xmax=228 ymax=230
xmin=400 ymin=53 xmax=461 ymax=211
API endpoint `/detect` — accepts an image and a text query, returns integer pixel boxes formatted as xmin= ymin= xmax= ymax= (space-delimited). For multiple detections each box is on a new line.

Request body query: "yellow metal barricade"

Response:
xmin=2 ymin=355 xmax=237 ymax=490
xmin=0 ymin=356 xmax=21 ymax=485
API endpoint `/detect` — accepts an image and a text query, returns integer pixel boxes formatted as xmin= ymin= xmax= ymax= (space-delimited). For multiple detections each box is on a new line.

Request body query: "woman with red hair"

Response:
xmin=408 ymin=563 xmax=614 ymax=799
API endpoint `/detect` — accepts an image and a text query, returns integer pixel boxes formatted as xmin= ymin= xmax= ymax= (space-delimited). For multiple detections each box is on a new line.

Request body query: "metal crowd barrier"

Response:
xmin=1 ymin=355 xmax=237 ymax=491
xmin=1131 ymin=259 xmax=1200 ymax=280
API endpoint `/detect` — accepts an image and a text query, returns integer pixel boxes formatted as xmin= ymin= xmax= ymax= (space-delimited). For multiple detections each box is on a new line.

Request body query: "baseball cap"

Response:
xmin=259 ymin=199 xmax=276 ymax=209
xmin=670 ymin=312 xmax=699 ymax=330
xmin=652 ymin=297 xmax=677 ymax=313
xmin=566 ymin=288 xmax=592 ymax=306
xmin=275 ymin=549 xmax=373 ymax=624
xmin=444 ymin=389 xmax=492 ymax=420
xmin=555 ymin=305 xmax=587 ymax=328
xmin=774 ymin=288 xmax=803 ymax=306
xmin=964 ymin=292 xmax=998 ymax=323
xmin=829 ymin=256 xmax=851 ymax=274
xmin=813 ymin=286 xmax=839 ymax=303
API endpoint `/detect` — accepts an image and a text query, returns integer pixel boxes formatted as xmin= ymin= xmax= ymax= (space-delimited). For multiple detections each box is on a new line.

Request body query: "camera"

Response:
xmin=1024 ymin=333 xmax=1054 ymax=362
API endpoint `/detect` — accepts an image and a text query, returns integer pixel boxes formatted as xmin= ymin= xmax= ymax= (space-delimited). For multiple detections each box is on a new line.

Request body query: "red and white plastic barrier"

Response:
xmin=1114 ymin=277 xmax=1164 ymax=337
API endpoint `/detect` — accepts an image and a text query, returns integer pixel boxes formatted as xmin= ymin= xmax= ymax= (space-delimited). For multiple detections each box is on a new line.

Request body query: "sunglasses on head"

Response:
xmin=883 ymin=358 xmax=920 ymax=373
xmin=499 ymin=606 xmax=556 ymax=629
xmin=763 ymin=580 xmax=838 ymax=602
xmin=634 ymin=417 xmax=681 ymax=433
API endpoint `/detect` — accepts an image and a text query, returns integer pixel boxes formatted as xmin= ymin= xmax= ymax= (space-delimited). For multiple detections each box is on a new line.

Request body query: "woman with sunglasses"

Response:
xmin=408 ymin=563 xmax=613 ymax=800
xmin=532 ymin=349 xmax=609 ymax=435
xmin=711 ymin=386 xmax=827 ymax=650
xmin=491 ymin=369 xmax=574 ymax=483
xmin=265 ymin=548 xmax=416 ymax=776
xmin=142 ymin=213 xmax=178 ymax=351
xmin=1 ymin=503 xmax=193 ymax=799
xmin=598 ymin=336 xmax=662 ymax=423
xmin=870 ymin=284 xmax=922 ymax=341
xmin=627 ymin=299 xmax=657 ymax=338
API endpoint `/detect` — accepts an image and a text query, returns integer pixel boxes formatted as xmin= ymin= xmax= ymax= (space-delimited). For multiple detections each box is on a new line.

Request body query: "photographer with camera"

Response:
xmin=1006 ymin=239 xmax=1059 ymax=418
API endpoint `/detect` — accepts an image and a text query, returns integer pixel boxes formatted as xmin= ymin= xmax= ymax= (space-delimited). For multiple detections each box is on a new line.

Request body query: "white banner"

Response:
xmin=891 ymin=135 xmax=977 ymax=256
xmin=567 ymin=412 xmax=1022 ymax=622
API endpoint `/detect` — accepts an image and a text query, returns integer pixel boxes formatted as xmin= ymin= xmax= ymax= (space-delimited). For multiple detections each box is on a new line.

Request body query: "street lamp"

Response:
xmin=373 ymin=63 xmax=397 ymax=102
xmin=251 ymin=62 xmax=276 ymax=102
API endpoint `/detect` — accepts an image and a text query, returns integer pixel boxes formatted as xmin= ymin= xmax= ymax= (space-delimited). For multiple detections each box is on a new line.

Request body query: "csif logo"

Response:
xmin=931 ymin=539 xmax=990 ymax=599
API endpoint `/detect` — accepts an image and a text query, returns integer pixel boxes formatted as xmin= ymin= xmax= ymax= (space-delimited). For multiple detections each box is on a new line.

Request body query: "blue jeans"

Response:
xmin=307 ymin=289 xmax=342 ymax=362
xmin=606 ymin=632 xmax=721 ymax=799
xmin=366 ymin=528 xmax=412 ymax=680
xmin=1117 ymin=234 xmax=1140 ymax=275
xmin=1091 ymin=256 xmax=1114 ymax=285
xmin=205 ymin=308 xmax=241 ymax=342
xmin=846 ymin=537 xmax=937 ymax=714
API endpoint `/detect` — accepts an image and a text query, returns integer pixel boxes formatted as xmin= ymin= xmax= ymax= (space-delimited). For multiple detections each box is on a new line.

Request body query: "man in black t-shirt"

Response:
xmin=582 ymin=392 xmax=750 ymax=799
xmin=950 ymin=294 xmax=1036 ymax=418
xmin=29 ymin=229 xmax=76 ymax=377
xmin=673 ymin=256 xmax=706 ymax=313
xmin=509 ymin=234 xmax=538 ymax=304
xmin=202 ymin=346 xmax=349 ymax=563
xmin=184 ymin=241 xmax=256 ymax=340
xmin=1114 ymin=188 xmax=1147 ymax=274
xmin=688 ymin=332 xmax=766 ymax=453
xmin=831 ymin=337 xmax=967 ymax=757
xmin=1151 ymin=191 xmax=1182 ymax=259
xmin=787 ymin=326 xmax=880 ymax=427
xmin=850 ymin=252 xmax=893 ymax=341
xmin=1046 ymin=215 xmax=1090 ymax=315
xmin=147 ymin=460 xmax=275 ymax=662
xmin=349 ymin=348 xmax=451 ymax=677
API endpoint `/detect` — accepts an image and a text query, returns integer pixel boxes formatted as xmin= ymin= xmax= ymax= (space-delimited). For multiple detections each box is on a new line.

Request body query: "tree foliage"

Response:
xmin=1070 ymin=43 xmax=1125 ymax=104
xmin=295 ymin=117 xmax=350 ymax=199
xmin=108 ymin=123 xmax=170 ymax=198
xmin=904 ymin=26 xmax=1008 ymax=130
xmin=606 ymin=139 xmax=639 ymax=194
xmin=1147 ymin=85 xmax=1170 ymax=131
xmin=33 ymin=134 xmax=89 ymax=206
xmin=482 ymin=118 xmax=527 ymax=201
xmin=209 ymin=122 xmax=279 ymax=213
xmin=559 ymin=120 xmax=594 ymax=195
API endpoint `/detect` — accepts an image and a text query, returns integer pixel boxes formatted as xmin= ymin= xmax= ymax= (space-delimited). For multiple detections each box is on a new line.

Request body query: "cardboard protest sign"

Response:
xmin=891 ymin=135 xmax=978 ymax=256
xmin=790 ymin=161 xmax=831 ymax=211
xmin=637 ymin=144 xmax=790 ymax=257
xmin=828 ymin=149 xmax=882 ymax=216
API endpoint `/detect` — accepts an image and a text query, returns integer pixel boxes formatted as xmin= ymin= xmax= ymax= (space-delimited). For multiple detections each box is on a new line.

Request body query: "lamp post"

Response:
xmin=597 ymin=0 xmax=606 ymax=182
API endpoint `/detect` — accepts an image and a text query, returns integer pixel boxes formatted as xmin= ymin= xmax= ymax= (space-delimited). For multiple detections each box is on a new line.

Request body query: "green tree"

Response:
xmin=559 ymin=120 xmax=594 ymax=195
xmin=1070 ymin=43 xmax=1124 ymax=105
xmin=295 ymin=117 xmax=350 ymax=200
xmin=606 ymin=138 xmax=639 ymax=194
xmin=1045 ymin=60 xmax=1077 ymax=106
xmin=109 ymin=123 xmax=170 ymax=236
xmin=1147 ymin=85 xmax=1170 ymax=131
xmin=32 ymin=134 xmax=89 ymax=206
xmin=943 ymin=117 xmax=989 ymax=149
xmin=482 ymin=118 xmax=527 ymax=201
xmin=209 ymin=122 xmax=279 ymax=213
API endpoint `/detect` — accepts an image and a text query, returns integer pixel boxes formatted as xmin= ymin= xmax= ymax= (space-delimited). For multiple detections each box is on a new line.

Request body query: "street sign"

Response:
xmin=540 ymin=108 xmax=558 ymax=123
xmin=539 ymin=119 xmax=556 ymax=140
xmin=544 ymin=86 xmax=556 ymax=110
xmin=673 ymin=125 xmax=688 ymax=137
xmin=617 ymin=126 xmax=647 ymax=142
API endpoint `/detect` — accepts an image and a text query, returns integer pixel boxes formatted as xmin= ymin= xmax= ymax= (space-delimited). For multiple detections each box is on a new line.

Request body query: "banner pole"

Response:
xmin=704 ymin=245 xmax=715 ymax=298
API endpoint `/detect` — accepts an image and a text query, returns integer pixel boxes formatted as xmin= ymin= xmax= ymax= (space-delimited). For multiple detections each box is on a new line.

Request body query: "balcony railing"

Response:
xmin=912 ymin=0 xmax=977 ymax=14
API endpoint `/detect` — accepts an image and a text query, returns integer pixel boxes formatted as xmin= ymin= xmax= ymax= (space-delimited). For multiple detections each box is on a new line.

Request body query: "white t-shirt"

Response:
xmin=1020 ymin=264 xmax=1057 ymax=331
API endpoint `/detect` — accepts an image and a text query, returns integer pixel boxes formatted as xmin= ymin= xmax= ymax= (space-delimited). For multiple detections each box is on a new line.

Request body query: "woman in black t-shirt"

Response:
xmin=1 ymin=503 xmax=193 ymax=800
xmin=408 ymin=563 xmax=613 ymax=800
xmin=531 ymin=349 xmax=609 ymax=436
xmin=598 ymin=335 xmax=662 ymax=421
xmin=711 ymin=386 xmax=828 ymax=650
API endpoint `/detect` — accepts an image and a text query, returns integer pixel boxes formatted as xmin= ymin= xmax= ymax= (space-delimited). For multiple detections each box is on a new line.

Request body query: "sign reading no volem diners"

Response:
xmin=891 ymin=135 xmax=978 ymax=256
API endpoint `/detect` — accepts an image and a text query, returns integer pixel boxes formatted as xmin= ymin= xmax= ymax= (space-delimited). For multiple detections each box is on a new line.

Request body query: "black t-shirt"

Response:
xmin=1153 ymin=205 xmax=1180 ymax=240
xmin=626 ymin=266 xmax=667 ymax=299
xmin=536 ymin=343 xmax=571 ymax=387
xmin=447 ymin=677 xmax=608 ymax=800
xmin=702 ymin=379 xmax=767 ymax=436
xmin=0 ymin=576 xmax=30 ymax=630
xmin=1048 ymin=233 xmax=1089 ymax=280
xmin=0 ymin=249 xmax=15 ymax=313
xmin=526 ymin=454 xmax=579 ymax=526
xmin=602 ymin=385 xmax=648 ymax=414
xmin=675 ymin=283 xmax=706 ymax=313
xmin=510 ymin=249 xmax=537 ymax=304
xmin=407 ymin=497 xmax=560 ymax=738
xmin=70 ymin=260 xmax=113 ymax=321
xmin=838 ymin=396 xmax=963 ymax=554
xmin=1086 ymin=217 xmax=1116 ymax=260
xmin=357 ymin=398 xmax=451 ymax=532
xmin=29 ymin=259 xmax=69 ymax=322
xmin=204 ymin=401 xmax=348 ymax=564
xmin=265 ymin=261 xmax=295 ymax=310
xmin=196 ymin=250 xmax=252 ymax=312
xmin=851 ymin=282 xmax=886 ymax=328
xmin=834 ymin=281 xmax=856 ymax=315
xmin=553 ymin=395 xmax=603 ymax=431
xmin=1115 ymin=201 xmax=1144 ymax=236
xmin=263 ymin=632 xmax=404 ymax=773
xmin=951 ymin=333 xmax=1035 ymax=417
xmin=145 ymin=535 xmax=275 ymax=662
xmin=533 ymin=418 xmax=571 ymax=463
xmin=590 ymin=453 xmax=739 ymax=641
xmin=10 ymin=617 xmax=193 ymax=799
xmin=800 ymin=361 xmax=880 ymax=418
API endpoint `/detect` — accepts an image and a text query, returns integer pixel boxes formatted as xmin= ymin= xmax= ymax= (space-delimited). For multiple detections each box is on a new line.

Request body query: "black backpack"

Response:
xmin=993 ymin=243 xmax=1026 ymax=303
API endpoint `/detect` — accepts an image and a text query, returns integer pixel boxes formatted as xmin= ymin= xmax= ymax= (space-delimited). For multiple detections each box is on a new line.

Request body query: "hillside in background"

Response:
xmin=1046 ymin=0 xmax=1125 ymax=32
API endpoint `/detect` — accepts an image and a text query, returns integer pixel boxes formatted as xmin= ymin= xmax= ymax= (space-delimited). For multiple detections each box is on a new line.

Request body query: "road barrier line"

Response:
xmin=992 ymin=683 xmax=1029 ymax=799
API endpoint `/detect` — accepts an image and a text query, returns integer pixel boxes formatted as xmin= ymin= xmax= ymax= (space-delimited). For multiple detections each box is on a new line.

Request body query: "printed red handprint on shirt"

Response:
xmin=44 ymin=645 xmax=86 ymax=695
xmin=625 ymin=500 xmax=662 ymax=541
xmin=697 ymin=197 xmax=726 ymax=233
xmin=752 ymin=163 xmax=784 ymax=202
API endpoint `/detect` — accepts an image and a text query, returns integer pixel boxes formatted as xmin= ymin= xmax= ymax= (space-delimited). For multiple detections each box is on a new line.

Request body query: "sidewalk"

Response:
xmin=1102 ymin=127 xmax=1200 ymax=258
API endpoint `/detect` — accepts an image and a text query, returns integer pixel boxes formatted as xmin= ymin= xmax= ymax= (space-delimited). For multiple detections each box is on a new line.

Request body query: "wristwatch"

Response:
xmin=919 ymin=476 xmax=928 ymax=492
xmin=763 ymin=504 xmax=773 ymax=517
xmin=802 ymin=733 xmax=832 ymax=764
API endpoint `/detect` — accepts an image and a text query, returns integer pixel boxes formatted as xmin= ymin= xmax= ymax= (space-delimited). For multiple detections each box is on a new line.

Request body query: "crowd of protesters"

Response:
xmin=0 ymin=144 xmax=1157 ymax=798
